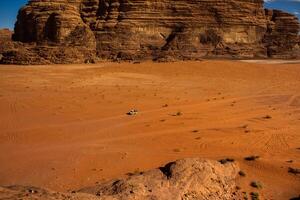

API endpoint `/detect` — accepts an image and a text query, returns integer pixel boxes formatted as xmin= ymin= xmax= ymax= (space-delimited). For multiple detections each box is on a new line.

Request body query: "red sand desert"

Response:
xmin=0 ymin=60 xmax=299 ymax=199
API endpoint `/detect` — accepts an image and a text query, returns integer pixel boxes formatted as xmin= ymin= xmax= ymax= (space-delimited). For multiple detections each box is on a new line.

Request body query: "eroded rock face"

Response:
xmin=1 ymin=0 xmax=299 ymax=64
xmin=81 ymin=0 xmax=270 ymax=60
xmin=13 ymin=0 xmax=95 ymax=47
xmin=1 ymin=0 xmax=96 ymax=64
xmin=0 ymin=29 xmax=12 ymax=41
xmin=0 ymin=29 xmax=13 ymax=60
xmin=264 ymin=9 xmax=300 ymax=59
xmin=0 ymin=158 xmax=242 ymax=200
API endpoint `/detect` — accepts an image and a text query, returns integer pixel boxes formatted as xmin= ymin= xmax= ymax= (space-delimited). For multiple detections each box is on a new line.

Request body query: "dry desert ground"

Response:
xmin=0 ymin=60 xmax=299 ymax=199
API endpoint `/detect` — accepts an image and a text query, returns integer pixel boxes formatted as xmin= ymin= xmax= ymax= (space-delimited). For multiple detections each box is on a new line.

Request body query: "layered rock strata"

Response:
xmin=0 ymin=0 xmax=299 ymax=64
xmin=0 ymin=29 xmax=13 ymax=61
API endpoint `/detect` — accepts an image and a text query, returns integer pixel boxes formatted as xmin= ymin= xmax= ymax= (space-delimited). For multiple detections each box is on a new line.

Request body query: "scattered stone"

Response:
xmin=289 ymin=196 xmax=300 ymax=200
xmin=288 ymin=167 xmax=300 ymax=175
xmin=245 ymin=156 xmax=260 ymax=161
xmin=28 ymin=189 xmax=37 ymax=194
xmin=173 ymin=148 xmax=181 ymax=153
xmin=127 ymin=109 xmax=138 ymax=116
xmin=263 ymin=115 xmax=272 ymax=119
xmin=240 ymin=125 xmax=248 ymax=129
xmin=219 ymin=158 xmax=235 ymax=164
xmin=173 ymin=111 xmax=182 ymax=116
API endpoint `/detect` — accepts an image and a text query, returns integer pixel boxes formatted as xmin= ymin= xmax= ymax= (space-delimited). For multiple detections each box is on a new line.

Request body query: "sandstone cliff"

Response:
xmin=0 ymin=0 xmax=299 ymax=64
xmin=0 ymin=29 xmax=13 ymax=61
xmin=0 ymin=158 xmax=242 ymax=200
xmin=264 ymin=9 xmax=300 ymax=58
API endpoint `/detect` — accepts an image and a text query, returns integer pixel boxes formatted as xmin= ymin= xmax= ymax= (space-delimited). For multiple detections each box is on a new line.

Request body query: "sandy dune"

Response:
xmin=0 ymin=61 xmax=299 ymax=199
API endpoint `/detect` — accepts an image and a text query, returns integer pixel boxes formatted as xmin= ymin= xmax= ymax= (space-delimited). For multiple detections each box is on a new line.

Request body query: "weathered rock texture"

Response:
xmin=264 ymin=9 xmax=300 ymax=58
xmin=0 ymin=0 xmax=299 ymax=64
xmin=0 ymin=158 xmax=242 ymax=200
xmin=0 ymin=29 xmax=12 ymax=41
xmin=0 ymin=29 xmax=13 ymax=61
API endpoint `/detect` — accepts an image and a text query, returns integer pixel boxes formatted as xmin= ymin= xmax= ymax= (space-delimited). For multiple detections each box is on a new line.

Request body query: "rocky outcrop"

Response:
xmin=1 ymin=0 xmax=96 ymax=64
xmin=0 ymin=29 xmax=12 ymax=41
xmin=81 ymin=0 xmax=272 ymax=61
xmin=0 ymin=0 xmax=299 ymax=64
xmin=264 ymin=9 xmax=300 ymax=59
xmin=81 ymin=158 xmax=240 ymax=200
xmin=13 ymin=0 xmax=95 ymax=47
xmin=0 ymin=186 xmax=99 ymax=200
xmin=0 ymin=158 xmax=241 ymax=200
xmin=0 ymin=29 xmax=13 ymax=61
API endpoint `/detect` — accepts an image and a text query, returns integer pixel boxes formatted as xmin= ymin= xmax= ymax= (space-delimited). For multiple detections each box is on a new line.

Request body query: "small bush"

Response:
xmin=219 ymin=158 xmax=235 ymax=164
xmin=250 ymin=181 xmax=263 ymax=189
xmin=250 ymin=192 xmax=260 ymax=200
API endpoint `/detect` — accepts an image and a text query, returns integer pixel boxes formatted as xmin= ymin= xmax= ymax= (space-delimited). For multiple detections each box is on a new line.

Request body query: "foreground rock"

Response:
xmin=0 ymin=0 xmax=299 ymax=64
xmin=0 ymin=158 xmax=241 ymax=200
xmin=0 ymin=186 xmax=99 ymax=200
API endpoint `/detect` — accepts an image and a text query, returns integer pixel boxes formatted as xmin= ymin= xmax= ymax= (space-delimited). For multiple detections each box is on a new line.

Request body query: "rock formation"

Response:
xmin=0 ymin=29 xmax=12 ymax=41
xmin=0 ymin=29 xmax=13 ymax=61
xmin=0 ymin=0 xmax=299 ymax=64
xmin=264 ymin=9 xmax=300 ymax=58
xmin=0 ymin=158 xmax=242 ymax=200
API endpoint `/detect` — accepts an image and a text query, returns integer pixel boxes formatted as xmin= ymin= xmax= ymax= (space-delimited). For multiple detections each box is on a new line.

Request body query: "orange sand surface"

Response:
xmin=0 ymin=61 xmax=299 ymax=199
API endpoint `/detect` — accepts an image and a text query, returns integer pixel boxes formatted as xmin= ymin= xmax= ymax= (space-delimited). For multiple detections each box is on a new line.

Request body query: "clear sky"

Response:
xmin=0 ymin=0 xmax=299 ymax=30
xmin=264 ymin=0 xmax=300 ymax=18
xmin=0 ymin=0 xmax=28 ymax=29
